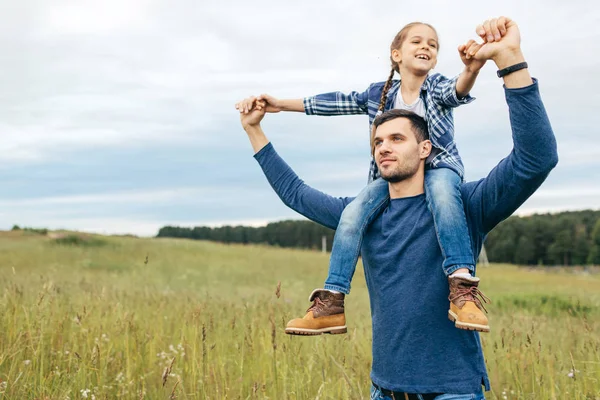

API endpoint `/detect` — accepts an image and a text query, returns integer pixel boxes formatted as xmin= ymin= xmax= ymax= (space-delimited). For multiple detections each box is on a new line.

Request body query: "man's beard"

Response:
xmin=379 ymin=161 xmax=419 ymax=183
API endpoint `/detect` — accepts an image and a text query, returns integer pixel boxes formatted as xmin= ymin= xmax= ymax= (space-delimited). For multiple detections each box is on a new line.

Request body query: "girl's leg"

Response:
xmin=324 ymin=178 xmax=389 ymax=294
xmin=424 ymin=168 xmax=490 ymax=333
xmin=285 ymin=178 xmax=389 ymax=335
xmin=424 ymin=168 xmax=475 ymax=275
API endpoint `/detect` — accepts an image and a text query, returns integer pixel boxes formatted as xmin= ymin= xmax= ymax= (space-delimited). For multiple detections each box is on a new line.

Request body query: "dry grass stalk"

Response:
xmin=275 ymin=281 xmax=281 ymax=298
xmin=169 ymin=380 xmax=180 ymax=399
xmin=162 ymin=357 xmax=176 ymax=387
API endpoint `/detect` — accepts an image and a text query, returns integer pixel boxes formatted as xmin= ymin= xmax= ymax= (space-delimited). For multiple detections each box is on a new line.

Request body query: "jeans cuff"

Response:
xmin=445 ymin=264 xmax=475 ymax=276
xmin=324 ymin=284 xmax=350 ymax=295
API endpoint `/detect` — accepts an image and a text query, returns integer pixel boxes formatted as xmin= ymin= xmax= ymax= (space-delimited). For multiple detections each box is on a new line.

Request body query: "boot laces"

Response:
xmin=307 ymin=297 xmax=326 ymax=313
xmin=449 ymin=286 xmax=491 ymax=313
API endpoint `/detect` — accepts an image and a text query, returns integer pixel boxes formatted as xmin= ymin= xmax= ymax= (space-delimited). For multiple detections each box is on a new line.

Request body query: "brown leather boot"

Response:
xmin=448 ymin=275 xmax=491 ymax=333
xmin=285 ymin=289 xmax=347 ymax=335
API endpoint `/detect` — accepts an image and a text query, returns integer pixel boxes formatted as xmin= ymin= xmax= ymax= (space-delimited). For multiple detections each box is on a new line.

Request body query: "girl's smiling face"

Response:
xmin=392 ymin=24 xmax=439 ymax=74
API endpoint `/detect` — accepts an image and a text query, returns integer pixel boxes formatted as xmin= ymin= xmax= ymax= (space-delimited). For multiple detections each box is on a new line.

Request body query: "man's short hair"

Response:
xmin=370 ymin=109 xmax=430 ymax=154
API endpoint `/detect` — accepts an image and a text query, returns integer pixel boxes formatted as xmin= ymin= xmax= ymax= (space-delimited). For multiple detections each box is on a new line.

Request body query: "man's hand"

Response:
xmin=473 ymin=17 xmax=521 ymax=66
xmin=236 ymin=96 xmax=270 ymax=153
xmin=473 ymin=17 xmax=531 ymax=88
xmin=235 ymin=93 xmax=285 ymax=114
xmin=237 ymin=96 xmax=266 ymax=130
xmin=476 ymin=17 xmax=509 ymax=43
xmin=235 ymin=96 xmax=259 ymax=114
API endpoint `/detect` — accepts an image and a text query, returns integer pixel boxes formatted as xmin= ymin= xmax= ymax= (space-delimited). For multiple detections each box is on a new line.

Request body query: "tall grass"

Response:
xmin=0 ymin=232 xmax=598 ymax=399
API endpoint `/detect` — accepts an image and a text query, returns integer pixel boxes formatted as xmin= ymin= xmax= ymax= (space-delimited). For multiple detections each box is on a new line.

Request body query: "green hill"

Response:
xmin=0 ymin=233 xmax=599 ymax=399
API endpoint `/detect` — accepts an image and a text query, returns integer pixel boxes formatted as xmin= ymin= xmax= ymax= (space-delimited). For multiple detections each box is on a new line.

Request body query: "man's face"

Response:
xmin=372 ymin=118 xmax=430 ymax=182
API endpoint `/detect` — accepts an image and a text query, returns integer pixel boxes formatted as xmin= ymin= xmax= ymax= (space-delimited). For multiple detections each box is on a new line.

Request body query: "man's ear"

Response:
xmin=419 ymin=140 xmax=432 ymax=160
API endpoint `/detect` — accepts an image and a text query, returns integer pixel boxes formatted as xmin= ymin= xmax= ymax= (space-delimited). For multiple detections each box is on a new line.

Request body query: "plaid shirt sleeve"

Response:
xmin=303 ymin=85 xmax=370 ymax=116
xmin=429 ymin=74 xmax=474 ymax=108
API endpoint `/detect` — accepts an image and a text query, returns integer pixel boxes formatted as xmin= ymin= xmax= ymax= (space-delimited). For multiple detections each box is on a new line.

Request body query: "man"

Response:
xmin=237 ymin=18 xmax=557 ymax=399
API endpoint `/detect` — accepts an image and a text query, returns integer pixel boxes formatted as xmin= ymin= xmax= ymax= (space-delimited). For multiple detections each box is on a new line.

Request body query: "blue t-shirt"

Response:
xmin=254 ymin=81 xmax=557 ymax=393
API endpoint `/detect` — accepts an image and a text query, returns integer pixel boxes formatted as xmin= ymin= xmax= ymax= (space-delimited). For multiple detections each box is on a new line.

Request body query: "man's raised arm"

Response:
xmin=462 ymin=17 xmax=559 ymax=234
xmin=238 ymin=97 xmax=352 ymax=230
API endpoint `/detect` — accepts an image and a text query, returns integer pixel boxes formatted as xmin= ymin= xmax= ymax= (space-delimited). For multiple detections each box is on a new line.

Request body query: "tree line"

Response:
xmin=157 ymin=220 xmax=336 ymax=251
xmin=157 ymin=209 xmax=600 ymax=266
xmin=484 ymin=210 xmax=600 ymax=266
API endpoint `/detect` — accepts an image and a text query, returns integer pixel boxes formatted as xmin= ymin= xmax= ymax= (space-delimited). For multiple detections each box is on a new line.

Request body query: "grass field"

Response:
xmin=0 ymin=231 xmax=599 ymax=399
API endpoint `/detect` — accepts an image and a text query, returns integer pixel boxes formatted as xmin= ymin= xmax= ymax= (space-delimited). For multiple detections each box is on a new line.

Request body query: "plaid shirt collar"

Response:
xmin=379 ymin=76 xmax=431 ymax=115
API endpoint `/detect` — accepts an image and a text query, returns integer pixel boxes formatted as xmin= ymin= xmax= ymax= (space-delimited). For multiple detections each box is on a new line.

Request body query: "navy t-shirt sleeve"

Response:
xmin=462 ymin=80 xmax=558 ymax=234
xmin=254 ymin=143 xmax=354 ymax=230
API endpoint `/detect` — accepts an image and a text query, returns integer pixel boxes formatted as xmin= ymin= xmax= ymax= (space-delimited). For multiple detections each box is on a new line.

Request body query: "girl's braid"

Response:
xmin=377 ymin=67 xmax=396 ymax=113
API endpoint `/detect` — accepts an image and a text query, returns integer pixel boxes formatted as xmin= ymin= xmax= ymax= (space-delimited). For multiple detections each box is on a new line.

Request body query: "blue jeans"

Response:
xmin=370 ymin=385 xmax=486 ymax=400
xmin=324 ymin=168 xmax=475 ymax=294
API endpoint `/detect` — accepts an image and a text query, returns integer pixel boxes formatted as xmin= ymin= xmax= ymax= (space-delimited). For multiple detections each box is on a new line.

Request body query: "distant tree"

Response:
xmin=548 ymin=229 xmax=572 ymax=266
xmin=514 ymin=235 xmax=535 ymax=265
xmin=487 ymin=235 xmax=517 ymax=264
xmin=156 ymin=210 xmax=600 ymax=261
xmin=588 ymin=219 xmax=600 ymax=265
xmin=572 ymin=224 xmax=590 ymax=265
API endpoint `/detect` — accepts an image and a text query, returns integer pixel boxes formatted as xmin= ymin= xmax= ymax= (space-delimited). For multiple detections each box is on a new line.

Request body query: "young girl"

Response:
xmin=237 ymin=22 xmax=492 ymax=334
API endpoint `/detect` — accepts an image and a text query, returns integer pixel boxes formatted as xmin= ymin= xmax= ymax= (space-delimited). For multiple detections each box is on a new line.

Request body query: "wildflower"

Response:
xmin=24 ymin=360 xmax=31 ymax=365
xmin=80 ymin=388 xmax=91 ymax=398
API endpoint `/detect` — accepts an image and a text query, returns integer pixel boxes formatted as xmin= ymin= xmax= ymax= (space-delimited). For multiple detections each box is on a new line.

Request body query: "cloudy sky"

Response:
xmin=0 ymin=0 xmax=598 ymax=236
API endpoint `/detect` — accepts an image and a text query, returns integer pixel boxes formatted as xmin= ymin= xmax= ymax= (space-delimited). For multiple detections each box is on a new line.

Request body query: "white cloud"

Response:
xmin=0 ymin=0 xmax=597 ymax=232
xmin=0 ymin=187 xmax=240 ymax=208
xmin=39 ymin=0 xmax=154 ymax=35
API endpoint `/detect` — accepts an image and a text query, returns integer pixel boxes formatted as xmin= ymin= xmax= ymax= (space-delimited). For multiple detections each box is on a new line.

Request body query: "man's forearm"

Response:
xmin=243 ymin=125 xmax=270 ymax=154
xmin=494 ymin=49 xmax=532 ymax=89
xmin=456 ymin=68 xmax=480 ymax=98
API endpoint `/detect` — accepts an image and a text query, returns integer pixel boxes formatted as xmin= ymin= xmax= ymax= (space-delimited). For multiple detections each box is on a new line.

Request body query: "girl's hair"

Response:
xmin=377 ymin=22 xmax=439 ymax=112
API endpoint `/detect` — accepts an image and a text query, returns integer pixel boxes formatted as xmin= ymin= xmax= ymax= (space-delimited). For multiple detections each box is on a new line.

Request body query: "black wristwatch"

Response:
xmin=497 ymin=62 xmax=528 ymax=78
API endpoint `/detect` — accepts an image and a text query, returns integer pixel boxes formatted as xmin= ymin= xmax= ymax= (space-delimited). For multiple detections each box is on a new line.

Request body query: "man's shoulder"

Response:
xmin=459 ymin=178 xmax=490 ymax=236
xmin=459 ymin=179 xmax=483 ymax=203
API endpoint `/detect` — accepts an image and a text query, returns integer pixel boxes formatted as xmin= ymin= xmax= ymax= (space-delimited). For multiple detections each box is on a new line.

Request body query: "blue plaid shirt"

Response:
xmin=303 ymin=73 xmax=473 ymax=182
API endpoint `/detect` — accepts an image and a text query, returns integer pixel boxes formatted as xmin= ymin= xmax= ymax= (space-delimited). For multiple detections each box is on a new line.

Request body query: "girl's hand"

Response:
xmin=256 ymin=94 xmax=283 ymax=113
xmin=458 ymin=40 xmax=486 ymax=73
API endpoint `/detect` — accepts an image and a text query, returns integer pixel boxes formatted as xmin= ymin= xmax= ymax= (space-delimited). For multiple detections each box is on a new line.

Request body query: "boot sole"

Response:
xmin=448 ymin=310 xmax=490 ymax=333
xmin=285 ymin=326 xmax=347 ymax=335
